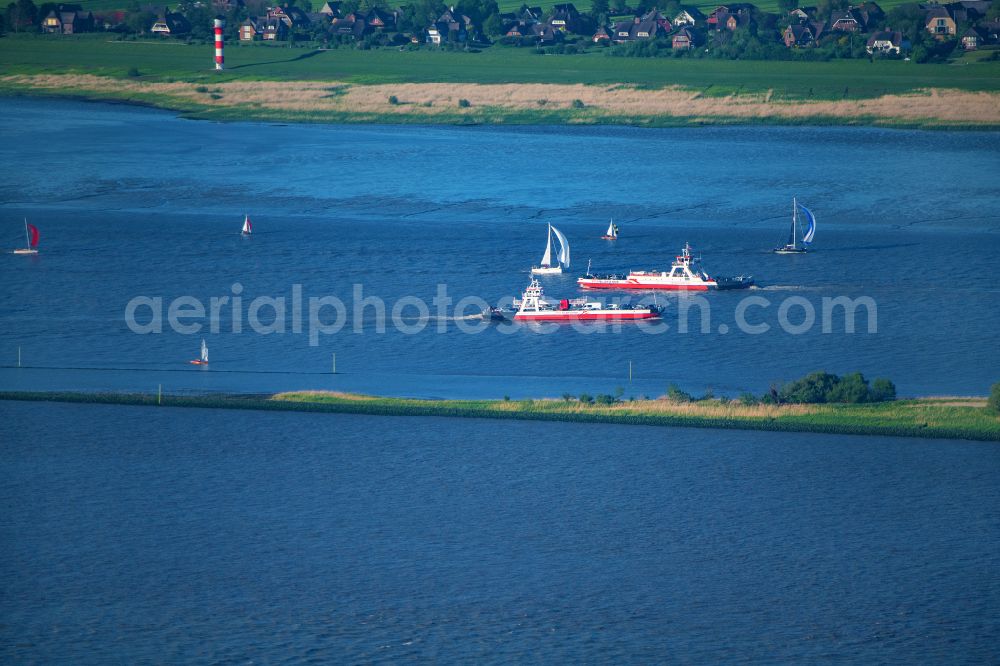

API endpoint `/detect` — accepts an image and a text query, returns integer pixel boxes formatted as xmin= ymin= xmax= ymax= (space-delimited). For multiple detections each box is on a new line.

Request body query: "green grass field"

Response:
xmin=63 ymin=0 xmax=127 ymax=11
xmin=2 ymin=391 xmax=998 ymax=440
xmin=3 ymin=34 xmax=999 ymax=100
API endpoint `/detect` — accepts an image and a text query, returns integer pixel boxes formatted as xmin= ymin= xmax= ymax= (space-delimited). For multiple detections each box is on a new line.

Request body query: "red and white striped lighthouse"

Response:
xmin=213 ymin=18 xmax=224 ymax=71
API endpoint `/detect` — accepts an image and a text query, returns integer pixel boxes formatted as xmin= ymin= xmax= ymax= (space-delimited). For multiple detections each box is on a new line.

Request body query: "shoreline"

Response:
xmin=3 ymin=77 xmax=999 ymax=131
xmin=2 ymin=390 xmax=997 ymax=441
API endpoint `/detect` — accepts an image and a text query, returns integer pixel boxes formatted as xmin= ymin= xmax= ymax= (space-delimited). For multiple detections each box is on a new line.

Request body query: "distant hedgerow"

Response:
xmin=777 ymin=371 xmax=897 ymax=404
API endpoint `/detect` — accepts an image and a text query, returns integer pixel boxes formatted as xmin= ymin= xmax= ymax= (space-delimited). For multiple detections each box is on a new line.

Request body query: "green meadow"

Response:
xmin=2 ymin=391 xmax=998 ymax=441
xmin=3 ymin=34 xmax=1000 ymax=100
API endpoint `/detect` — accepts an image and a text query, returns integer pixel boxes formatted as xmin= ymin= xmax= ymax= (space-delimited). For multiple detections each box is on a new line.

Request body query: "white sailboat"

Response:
xmin=190 ymin=338 xmax=209 ymax=365
xmin=531 ymin=224 xmax=570 ymax=275
xmin=241 ymin=214 xmax=253 ymax=236
xmin=773 ymin=198 xmax=816 ymax=254
xmin=601 ymin=219 xmax=619 ymax=240
xmin=13 ymin=219 xmax=40 ymax=255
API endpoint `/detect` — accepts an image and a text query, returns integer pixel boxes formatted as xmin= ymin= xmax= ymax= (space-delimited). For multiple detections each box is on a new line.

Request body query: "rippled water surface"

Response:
xmin=1 ymin=401 xmax=999 ymax=662
xmin=1 ymin=99 xmax=999 ymax=398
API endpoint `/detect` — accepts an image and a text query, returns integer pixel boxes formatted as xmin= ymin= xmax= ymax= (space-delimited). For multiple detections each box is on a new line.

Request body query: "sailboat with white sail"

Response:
xmin=531 ymin=224 xmax=570 ymax=275
xmin=601 ymin=219 xmax=619 ymax=241
xmin=773 ymin=198 xmax=816 ymax=254
xmin=241 ymin=214 xmax=253 ymax=236
xmin=13 ymin=219 xmax=40 ymax=255
xmin=190 ymin=338 xmax=209 ymax=365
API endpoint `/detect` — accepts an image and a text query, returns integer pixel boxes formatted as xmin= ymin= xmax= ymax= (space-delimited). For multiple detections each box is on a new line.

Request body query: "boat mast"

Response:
xmin=792 ymin=197 xmax=798 ymax=249
xmin=24 ymin=218 xmax=29 ymax=247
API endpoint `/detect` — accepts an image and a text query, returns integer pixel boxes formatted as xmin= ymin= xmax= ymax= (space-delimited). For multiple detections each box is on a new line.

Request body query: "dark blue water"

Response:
xmin=1 ymin=98 xmax=999 ymax=398
xmin=1 ymin=400 xmax=998 ymax=662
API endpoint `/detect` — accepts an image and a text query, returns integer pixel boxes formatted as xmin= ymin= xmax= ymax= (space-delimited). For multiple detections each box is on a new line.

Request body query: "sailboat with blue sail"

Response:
xmin=531 ymin=224 xmax=571 ymax=275
xmin=774 ymin=198 xmax=816 ymax=254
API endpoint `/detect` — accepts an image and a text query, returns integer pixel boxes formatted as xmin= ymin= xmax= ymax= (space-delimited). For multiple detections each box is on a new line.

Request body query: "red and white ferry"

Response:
xmin=577 ymin=243 xmax=753 ymax=291
xmin=512 ymin=279 xmax=660 ymax=322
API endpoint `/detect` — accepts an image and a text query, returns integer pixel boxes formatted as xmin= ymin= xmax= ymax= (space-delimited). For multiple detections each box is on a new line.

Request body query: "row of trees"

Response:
xmin=4 ymin=0 xmax=41 ymax=33
xmin=560 ymin=369 xmax=898 ymax=406
xmin=558 ymin=374 xmax=1000 ymax=409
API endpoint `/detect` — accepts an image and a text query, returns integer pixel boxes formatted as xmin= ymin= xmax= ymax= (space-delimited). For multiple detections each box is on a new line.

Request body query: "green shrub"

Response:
xmin=739 ymin=392 xmax=758 ymax=406
xmin=988 ymin=382 xmax=1000 ymax=414
xmin=503 ymin=395 xmax=510 ymax=402
xmin=127 ymin=67 xmax=141 ymax=77
xmin=595 ymin=394 xmax=616 ymax=405
xmin=571 ymin=98 xmax=585 ymax=108
xmin=718 ymin=395 xmax=731 ymax=405
xmin=561 ymin=393 xmax=574 ymax=403
xmin=779 ymin=371 xmax=840 ymax=404
xmin=458 ymin=98 xmax=471 ymax=108
xmin=870 ymin=378 xmax=897 ymax=403
xmin=209 ymin=93 xmax=223 ymax=100
xmin=827 ymin=372 xmax=870 ymax=404
xmin=195 ymin=85 xmax=209 ymax=93
xmin=700 ymin=388 xmax=715 ymax=401
xmin=579 ymin=393 xmax=594 ymax=404
xmin=388 ymin=95 xmax=399 ymax=105
xmin=666 ymin=384 xmax=692 ymax=402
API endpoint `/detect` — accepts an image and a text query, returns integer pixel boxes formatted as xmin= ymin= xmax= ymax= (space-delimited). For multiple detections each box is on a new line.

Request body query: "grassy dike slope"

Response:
xmin=2 ymin=35 xmax=1000 ymax=128
xmin=2 ymin=391 xmax=998 ymax=441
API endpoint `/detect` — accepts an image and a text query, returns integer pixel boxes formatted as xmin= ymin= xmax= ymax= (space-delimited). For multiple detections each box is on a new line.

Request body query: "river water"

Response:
xmin=1 ymin=400 xmax=998 ymax=662
xmin=1 ymin=97 xmax=999 ymax=398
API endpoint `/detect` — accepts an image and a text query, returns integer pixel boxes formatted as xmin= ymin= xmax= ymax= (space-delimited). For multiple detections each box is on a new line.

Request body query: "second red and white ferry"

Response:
xmin=512 ymin=279 xmax=660 ymax=322
xmin=577 ymin=243 xmax=753 ymax=291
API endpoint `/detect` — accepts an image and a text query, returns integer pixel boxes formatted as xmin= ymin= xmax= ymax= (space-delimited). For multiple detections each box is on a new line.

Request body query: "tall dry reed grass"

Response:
xmin=6 ymin=74 xmax=1000 ymax=125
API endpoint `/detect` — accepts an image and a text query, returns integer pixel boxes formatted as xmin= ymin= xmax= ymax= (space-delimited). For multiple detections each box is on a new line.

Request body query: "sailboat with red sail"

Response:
xmin=14 ymin=219 xmax=39 ymax=255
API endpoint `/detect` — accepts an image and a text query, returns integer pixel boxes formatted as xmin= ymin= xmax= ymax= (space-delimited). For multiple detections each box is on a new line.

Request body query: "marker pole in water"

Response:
xmin=17 ymin=346 xmax=21 ymax=368
xmin=213 ymin=18 xmax=224 ymax=71
xmin=331 ymin=353 xmax=336 ymax=374
xmin=158 ymin=384 xmax=162 ymax=405
xmin=629 ymin=360 xmax=632 ymax=383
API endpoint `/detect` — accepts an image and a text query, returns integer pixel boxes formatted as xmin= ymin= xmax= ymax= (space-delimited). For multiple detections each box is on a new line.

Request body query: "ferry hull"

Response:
xmin=514 ymin=311 xmax=659 ymax=321
xmin=578 ymin=279 xmax=713 ymax=291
